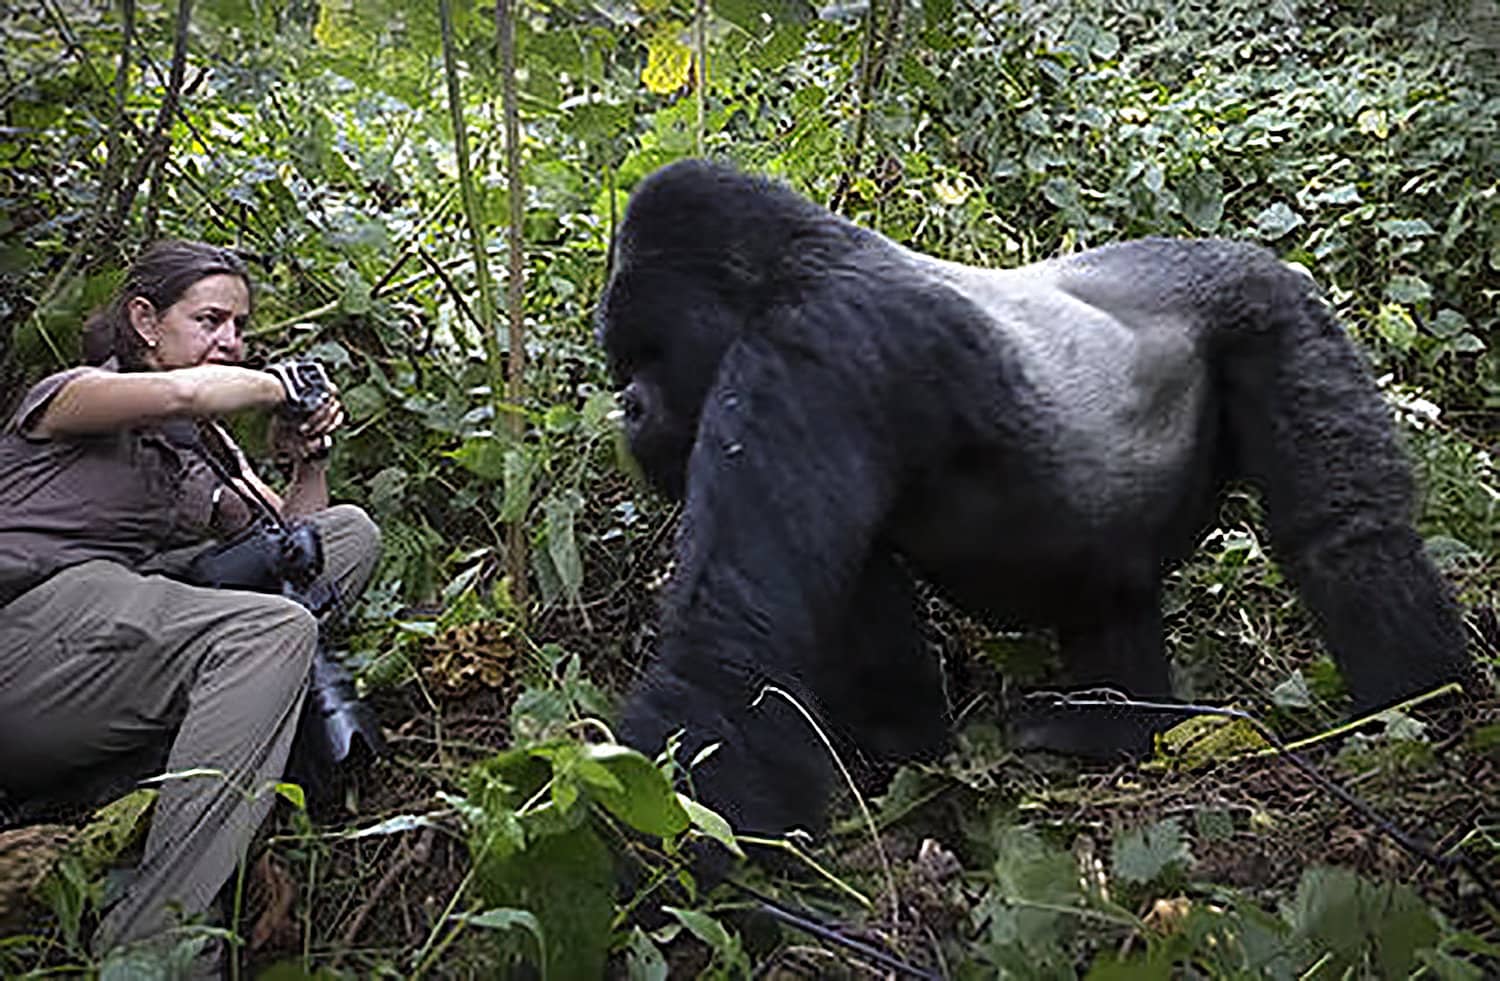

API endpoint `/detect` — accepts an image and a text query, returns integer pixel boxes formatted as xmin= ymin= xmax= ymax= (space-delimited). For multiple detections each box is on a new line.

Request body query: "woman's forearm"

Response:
xmin=41 ymin=364 xmax=285 ymax=436
xmin=175 ymin=365 xmax=286 ymax=417
xmin=279 ymin=461 xmax=330 ymax=518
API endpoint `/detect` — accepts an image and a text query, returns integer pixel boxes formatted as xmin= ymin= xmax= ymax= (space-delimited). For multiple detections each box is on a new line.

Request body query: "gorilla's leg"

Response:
xmin=813 ymin=551 xmax=949 ymax=770
xmin=1220 ymin=270 xmax=1470 ymax=711
xmin=1011 ymin=581 xmax=1178 ymax=758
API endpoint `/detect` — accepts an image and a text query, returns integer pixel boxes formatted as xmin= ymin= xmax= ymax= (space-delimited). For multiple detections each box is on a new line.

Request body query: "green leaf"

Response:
xmin=1111 ymin=818 xmax=1191 ymax=886
xmin=626 ymin=927 xmax=669 ymax=981
xmin=1312 ymin=183 xmax=1363 ymax=205
xmin=1288 ymin=867 xmax=1439 ymax=977
xmin=1271 ymin=670 xmax=1313 ymax=709
xmin=1379 ymin=218 xmax=1436 ymax=238
xmin=460 ymin=908 xmax=547 ymax=979
xmin=470 ymin=825 xmax=614 ymax=980
xmin=666 ymin=906 xmax=731 ymax=948
xmin=272 ymin=782 xmax=306 ymax=810
xmin=581 ymin=390 xmax=617 ymax=432
xmin=542 ymin=404 xmax=578 ymax=434
xmin=978 ymin=827 xmax=1081 ymax=973
xmin=664 ymin=906 xmax=747 ymax=971
xmin=1385 ymin=274 xmax=1433 ymax=304
xmin=76 ymin=790 xmax=157 ymax=871
xmin=100 ymin=931 xmax=214 ymax=981
xmin=1254 ymin=202 xmax=1304 ymax=239
xmin=680 ymin=794 xmax=744 ymax=858
xmin=713 ymin=0 xmax=789 ymax=34
xmin=543 ymin=491 xmax=584 ymax=604
xmin=580 ymin=744 xmax=691 ymax=837
xmin=1417 ymin=948 xmax=1484 ymax=981
xmin=501 ymin=448 xmax=533 ymax=522
xmin=1180 ymin=169 xmax=1224 ymax=232
xmin=451 ymin=437 xmax=507 ymax=481
xmin=337 ymin=264 xmax=372 ymax=315
xmin=1429 ymin=309 xmax=1470 ymax=338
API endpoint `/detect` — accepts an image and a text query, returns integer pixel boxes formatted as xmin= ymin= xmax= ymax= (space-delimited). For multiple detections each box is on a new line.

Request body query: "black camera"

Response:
xmin=267 ymin=361 xmax=334 ymax=422
xmin=185 ymin=520 xmax=385 ymax=781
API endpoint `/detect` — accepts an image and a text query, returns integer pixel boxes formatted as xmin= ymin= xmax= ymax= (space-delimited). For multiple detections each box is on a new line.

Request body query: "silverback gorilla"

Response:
xmin=597 ymin=159 xmax=1470 ymax=840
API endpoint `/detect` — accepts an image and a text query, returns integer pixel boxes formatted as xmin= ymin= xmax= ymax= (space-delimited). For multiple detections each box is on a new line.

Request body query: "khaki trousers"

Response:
xmin=0 ymin=504 xmax=379 ymax=953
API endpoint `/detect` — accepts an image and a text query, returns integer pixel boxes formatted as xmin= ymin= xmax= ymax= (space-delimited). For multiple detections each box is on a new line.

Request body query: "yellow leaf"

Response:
xmin=1157 ymin=713 xmax=1269 ymax=769
xmin=642 ymin=22 xmax=693 ymax=95
xmin=1357 ymin=108 xmax=1389 ymax=139
xmin=313 ymin=0 xmax=358 ymax=52
xmin=933 ymin=179 xmax=969 ymax=206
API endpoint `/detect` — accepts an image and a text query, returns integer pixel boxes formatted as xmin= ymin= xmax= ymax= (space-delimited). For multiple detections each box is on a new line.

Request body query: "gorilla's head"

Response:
xmin=595 ymin=163 xmax=755 ymax=499
xmin=595 ymin=160 xmax=863 ymax=499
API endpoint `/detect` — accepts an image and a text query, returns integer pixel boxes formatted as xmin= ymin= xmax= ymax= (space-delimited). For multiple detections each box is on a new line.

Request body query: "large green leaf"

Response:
xmin=1111 ymin=818 xmax=1192 ymax=886
xmin=578 ymin=743 xmax=691 ymax=838
xmin=1287 ymin=867 xmax=1440 ymax=978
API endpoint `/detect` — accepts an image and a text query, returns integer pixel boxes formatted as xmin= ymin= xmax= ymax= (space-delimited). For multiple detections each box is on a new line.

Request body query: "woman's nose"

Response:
xmin=217 ymin=324 xmax=245 ymax=361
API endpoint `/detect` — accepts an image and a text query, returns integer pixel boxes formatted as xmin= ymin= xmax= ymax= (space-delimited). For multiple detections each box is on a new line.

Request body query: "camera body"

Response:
xmin=185 ymin=520 xmax=384 ymax=779
xmin=269 ymin=361 xmax=333 ymax=422
xmin=186 ymin=518 xmax=323 ymax=594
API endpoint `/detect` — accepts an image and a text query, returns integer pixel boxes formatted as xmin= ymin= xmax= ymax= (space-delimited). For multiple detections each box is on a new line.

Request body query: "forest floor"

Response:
xmin=2 ymin=511 xmax=1497 ymax=977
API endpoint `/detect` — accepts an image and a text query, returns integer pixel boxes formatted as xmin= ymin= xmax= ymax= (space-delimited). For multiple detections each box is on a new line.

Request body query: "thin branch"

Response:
xmin=418 ymin=247 xmax=484 ymax=347
xmin=119 ymin=0 xmax=193 ymax=238
xmin=498 ymin=0 xmax=530 ymax=615
xmin=340 ymin=829 xmax=435 ymax=947
xmin=694 ymin=0 xmax=707 ymax=157
xmin=830 ymin=0 xmax=883 ymax=214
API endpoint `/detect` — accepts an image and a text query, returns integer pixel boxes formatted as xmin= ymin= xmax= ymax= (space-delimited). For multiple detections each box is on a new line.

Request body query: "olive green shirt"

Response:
xmin=0 ymin=364 xmax=251 ymax=606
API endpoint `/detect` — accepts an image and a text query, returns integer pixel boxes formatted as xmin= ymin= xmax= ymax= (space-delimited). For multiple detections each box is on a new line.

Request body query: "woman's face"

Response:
xmin=129 ymin=273 xmax=251 ymax=370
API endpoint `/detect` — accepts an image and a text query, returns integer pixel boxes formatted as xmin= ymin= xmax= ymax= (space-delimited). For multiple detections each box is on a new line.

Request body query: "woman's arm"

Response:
xmin=277 ymin=459 xmax=329 ymax=517
xmin=37 ymin=364 xmax=286 ymax=437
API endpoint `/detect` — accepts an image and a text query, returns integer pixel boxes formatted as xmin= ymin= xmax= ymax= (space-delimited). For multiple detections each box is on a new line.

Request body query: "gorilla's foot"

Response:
xmin=1007 ymin=701 xmax=1185 ymax=761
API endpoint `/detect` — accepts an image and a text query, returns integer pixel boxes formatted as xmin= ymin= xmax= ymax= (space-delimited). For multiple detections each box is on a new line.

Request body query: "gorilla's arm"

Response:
xmin=618 ymin=333 xmax=907 ymax=837
xmin=814 ymin=550 xmax=949 ymax=769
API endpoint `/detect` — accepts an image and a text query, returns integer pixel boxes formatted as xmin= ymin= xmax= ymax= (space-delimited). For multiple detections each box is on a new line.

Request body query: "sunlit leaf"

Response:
xmin=580 ymin=743 xmax=691 ymax=837
xmin=642 ymin=22 xmax=693 ymax=95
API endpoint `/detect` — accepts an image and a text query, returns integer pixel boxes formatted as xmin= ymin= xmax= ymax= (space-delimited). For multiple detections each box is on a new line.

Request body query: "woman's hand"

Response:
xmin=271 ymin=381 xmax=346 ymax=463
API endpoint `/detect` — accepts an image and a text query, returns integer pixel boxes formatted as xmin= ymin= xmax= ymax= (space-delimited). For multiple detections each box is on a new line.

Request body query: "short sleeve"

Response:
xmin=5 ymin=367 xmax=96 ymax=439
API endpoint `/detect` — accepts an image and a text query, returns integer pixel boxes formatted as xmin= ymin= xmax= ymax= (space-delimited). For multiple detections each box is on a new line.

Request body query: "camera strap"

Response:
xmin=169 ymin=419 xmax=348 ymax=620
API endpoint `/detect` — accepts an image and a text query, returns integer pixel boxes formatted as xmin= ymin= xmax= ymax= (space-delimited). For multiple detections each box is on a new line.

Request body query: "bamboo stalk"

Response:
xmin=498 ymin=0 xmax=530 ymax=614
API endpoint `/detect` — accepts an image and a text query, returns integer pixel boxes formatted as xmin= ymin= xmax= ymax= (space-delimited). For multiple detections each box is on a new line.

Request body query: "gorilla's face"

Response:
xmin=597 ymin=264 xmax=735 ymax=502
xmin=616 ymin=371 xmax=696 ymax=500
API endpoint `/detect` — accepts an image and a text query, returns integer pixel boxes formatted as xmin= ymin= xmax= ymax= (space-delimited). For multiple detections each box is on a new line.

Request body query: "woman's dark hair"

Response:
xmin=82 ymin=240 xmax=253 ymax=369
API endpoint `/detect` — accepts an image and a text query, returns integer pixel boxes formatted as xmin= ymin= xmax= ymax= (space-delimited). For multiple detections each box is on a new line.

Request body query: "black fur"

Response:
xmin=597 ymin=159 xmax=1470 ymax=839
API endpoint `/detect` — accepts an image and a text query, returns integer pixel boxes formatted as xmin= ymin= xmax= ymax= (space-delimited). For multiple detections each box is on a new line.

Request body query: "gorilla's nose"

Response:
xmin=621 ymin=388 xmax=645 ymax=423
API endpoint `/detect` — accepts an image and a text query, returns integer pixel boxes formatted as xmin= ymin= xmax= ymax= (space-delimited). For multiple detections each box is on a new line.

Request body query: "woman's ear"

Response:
xmin=126 ymin=297 xmax=159 ymax=349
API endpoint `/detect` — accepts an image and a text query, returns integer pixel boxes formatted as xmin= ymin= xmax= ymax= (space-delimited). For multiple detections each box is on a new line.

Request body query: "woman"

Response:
xmin=0 ymin=241 xmax=380 ymax=965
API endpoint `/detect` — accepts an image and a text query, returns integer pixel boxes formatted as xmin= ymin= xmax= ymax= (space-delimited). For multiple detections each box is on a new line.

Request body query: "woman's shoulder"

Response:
xmin=6 ymin=363 xmax=113 ymax=437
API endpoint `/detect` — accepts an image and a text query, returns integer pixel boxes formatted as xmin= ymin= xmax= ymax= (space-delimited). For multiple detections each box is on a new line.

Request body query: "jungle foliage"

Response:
xmin=0 ymin=0 xmax=1496 ymax=977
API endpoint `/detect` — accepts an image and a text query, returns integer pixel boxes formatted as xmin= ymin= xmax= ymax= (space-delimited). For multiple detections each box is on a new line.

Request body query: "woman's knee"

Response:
xmin=322 ymin=505 xmax=380 ymax=558
xmin=309 ymin=504 xmax=381 ymax=599
xmin=235 ymin=594 xmax=319 ymax=671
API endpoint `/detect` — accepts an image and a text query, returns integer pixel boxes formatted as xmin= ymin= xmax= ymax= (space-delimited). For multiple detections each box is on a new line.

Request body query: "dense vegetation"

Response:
xmin=1 ymin=0 xmax=1496 ymax=976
